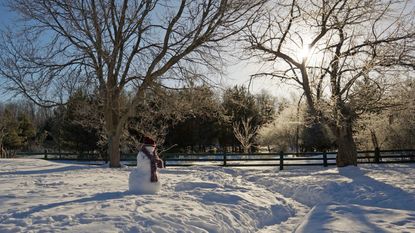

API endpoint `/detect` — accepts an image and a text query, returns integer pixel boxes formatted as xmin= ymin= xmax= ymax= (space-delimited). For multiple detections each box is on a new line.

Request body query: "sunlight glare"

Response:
xmin=298 ymin=45 xmax=311 ymax=60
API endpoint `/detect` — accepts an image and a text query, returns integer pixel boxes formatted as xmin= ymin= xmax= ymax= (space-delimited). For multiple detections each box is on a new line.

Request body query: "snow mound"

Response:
xmin=1 ymin=159 xmax=414 ymax=232
xmin=175 ymin=181 xmax=222 ymax=191
xmin=295 ymin=203 xmax=415 ymax=233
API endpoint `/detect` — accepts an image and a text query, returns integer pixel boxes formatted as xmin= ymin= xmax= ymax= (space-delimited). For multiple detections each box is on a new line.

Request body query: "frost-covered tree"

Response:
xmin=258 ymin=103 xmax=300 ymax=152
xmin=245 ymin=0 xmax=415 ymax=166
xmin=355 ymin=79 xmax=415 ymax=150
xmin=233 ymin=116 xmax=258 ymax=153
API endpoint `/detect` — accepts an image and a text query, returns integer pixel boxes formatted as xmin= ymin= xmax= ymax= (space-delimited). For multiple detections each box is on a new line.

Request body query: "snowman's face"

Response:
xmin=137 ymin=146 xmax=155 ymax=163
xmin=145 ymin=145 xmax=156 ymax=152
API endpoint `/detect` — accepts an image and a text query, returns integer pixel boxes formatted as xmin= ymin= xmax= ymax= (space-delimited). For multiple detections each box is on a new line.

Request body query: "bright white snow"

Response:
xmin=0 ymin=159 xmax=414 ymax=232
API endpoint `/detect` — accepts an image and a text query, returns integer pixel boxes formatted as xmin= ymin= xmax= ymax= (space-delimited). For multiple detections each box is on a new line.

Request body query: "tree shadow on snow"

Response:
xmin=296 ymin=204 xmax=393 ymax=233
xmin=337 ymin=166 xmax=415 ymax=211
xmin=1 ymin=191 xmax=129 ymax=222
xmin=0 ymin=165 xmax=96 ymax=176
xmin=296 ymin=166 xmax=415 ymax=233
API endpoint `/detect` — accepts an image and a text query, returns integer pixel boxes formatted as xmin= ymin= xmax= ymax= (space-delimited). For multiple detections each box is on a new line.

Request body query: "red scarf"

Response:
xmin=141 ymin=146 xmax=163 ymax=182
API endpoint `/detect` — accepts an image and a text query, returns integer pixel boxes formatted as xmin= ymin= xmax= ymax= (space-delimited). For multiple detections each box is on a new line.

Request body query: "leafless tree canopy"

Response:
xmin=233 ymin=116 xmax=258 ymax=153
xmin=245 ymin=0 xmax=415 ymax=166
xmin=1 ymin=0 xmax=261 ymax=104
xmin=0 ymin=0 xmax=264 ymax=167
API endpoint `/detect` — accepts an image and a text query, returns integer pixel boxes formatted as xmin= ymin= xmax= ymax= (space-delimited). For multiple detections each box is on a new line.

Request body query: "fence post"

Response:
xmin=374 ymin=147 xmax=380 ymax=163
xmin=279 ymin=151 xmax=284 ymax=170
xmin=44 ymin=149 xmax=48 ymax=159
xmin=323 ymin=150 xmax=328 ymax=167
xmin=223 ymin=150 xmax=227 ymax=166
xmin=163 ymin=155 xmax=167 ymax=168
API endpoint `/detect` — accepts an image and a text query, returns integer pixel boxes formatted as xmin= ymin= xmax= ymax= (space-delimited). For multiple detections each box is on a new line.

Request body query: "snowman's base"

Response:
xmin=128 ymin=168 xmax=161 ymax=194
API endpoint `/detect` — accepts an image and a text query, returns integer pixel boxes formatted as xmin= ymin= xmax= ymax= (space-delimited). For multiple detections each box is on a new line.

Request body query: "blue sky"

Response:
xmin=0 ymin=2 xmax=299 ymax=103
xmin=0 ymin=3 xmax=13 ymax=102
xmin=0 ymin=1 xmax=414 ymax=103
xmin=0 ymin=2 xmax=12 ymax=100
xmin=0 ymin=3 xmax=22 ymax=102
xmin=0 ymin=3 xmax=16 ymax=28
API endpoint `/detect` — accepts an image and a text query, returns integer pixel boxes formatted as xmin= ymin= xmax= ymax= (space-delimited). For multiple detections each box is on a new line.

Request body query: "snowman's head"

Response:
xmin=143 ymin=136 xmax=156 ymax=147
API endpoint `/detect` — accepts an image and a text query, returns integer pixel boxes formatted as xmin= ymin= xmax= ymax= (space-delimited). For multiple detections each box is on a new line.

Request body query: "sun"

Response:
xmin=297 ymin=45 xmax=311 ymax=61
xmin=296 ymin=44 xmax=325 ymax=66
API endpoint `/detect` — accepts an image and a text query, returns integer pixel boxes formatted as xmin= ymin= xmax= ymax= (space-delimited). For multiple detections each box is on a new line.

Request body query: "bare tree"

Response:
xmin=245 ymin=0 xmax=415 ymax=166
xmin=233 ymin=116 xmax=258 ymax=153
xmin=0 ymin=0 xmax=263 ymax=167
xmin=125 ymin=85 xmax=187 ymax=151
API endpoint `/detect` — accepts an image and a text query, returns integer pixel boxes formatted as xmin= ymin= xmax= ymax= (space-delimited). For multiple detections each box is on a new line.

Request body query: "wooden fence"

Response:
xmin=162 ymin=149 xmax=415 ymax=169
xmin=13 ymin=149 xmax=415 ymax=170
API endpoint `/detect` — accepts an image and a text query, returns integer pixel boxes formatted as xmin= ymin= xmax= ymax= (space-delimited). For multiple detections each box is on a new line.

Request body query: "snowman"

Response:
xmin=129 ymin=136 xmax=164 ymax=194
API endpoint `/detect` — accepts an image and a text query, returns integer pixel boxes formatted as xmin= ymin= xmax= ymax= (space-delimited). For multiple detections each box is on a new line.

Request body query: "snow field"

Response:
xmin=0 ymin=159 xmax=414 ymax=232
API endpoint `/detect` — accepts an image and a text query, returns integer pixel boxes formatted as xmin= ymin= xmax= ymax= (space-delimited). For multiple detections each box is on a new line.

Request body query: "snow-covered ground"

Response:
xmin=0 ymin=159 xmax=414 ymax=233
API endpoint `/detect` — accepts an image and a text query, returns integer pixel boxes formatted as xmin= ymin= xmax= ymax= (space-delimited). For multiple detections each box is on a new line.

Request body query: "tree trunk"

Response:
xmin=243 ymin=146 xmax=249 ymax=154
xmin=108 ymin=131 xmax=121 ymax=168
xmin=104 ymin=88 xmax=122 ymax=168
xmin=370 ymin=129 xmax=379 ymax=149
xmin=335 ymin=119 xmax=358 ymax=167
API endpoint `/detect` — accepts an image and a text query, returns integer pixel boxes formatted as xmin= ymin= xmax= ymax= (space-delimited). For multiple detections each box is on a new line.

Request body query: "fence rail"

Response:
xmin=10 ymin=149 xmax=415 ymax=170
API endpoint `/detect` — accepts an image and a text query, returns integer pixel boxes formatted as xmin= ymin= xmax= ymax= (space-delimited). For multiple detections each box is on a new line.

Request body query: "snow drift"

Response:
xmin=0 ymin=159 xmax=414 ymax=232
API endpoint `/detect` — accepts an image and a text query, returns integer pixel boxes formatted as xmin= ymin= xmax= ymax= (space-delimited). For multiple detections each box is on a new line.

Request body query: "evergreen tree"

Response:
xmin=17 ymin=114 xmax=36 ymax=150
xmin=165 ymin=85 xmax=222 ymax=152
xmin=41 ymin=106 xmax=66 ymax=152
xmin=61 ymin=91 xmax=101 ymax=157
xmin=1 ymin=108 xmax=22 ymax=150
xmin=221 ymin=86 xmax=264 ymax=152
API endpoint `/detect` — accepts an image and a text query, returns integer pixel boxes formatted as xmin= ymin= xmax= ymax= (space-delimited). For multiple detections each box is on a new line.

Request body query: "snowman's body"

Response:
xmin=128 ymin=145 xmax=161 ymax=194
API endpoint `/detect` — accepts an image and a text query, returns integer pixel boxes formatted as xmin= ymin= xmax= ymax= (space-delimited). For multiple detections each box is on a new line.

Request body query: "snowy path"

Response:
xmin=0 ymin=159 xmax=414 ymax=232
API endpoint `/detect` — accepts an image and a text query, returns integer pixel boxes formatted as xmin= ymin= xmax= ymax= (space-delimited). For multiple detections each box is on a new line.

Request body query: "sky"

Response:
xmin=0 ymin=3 xmax=15 ymax=102
xmin=0 ymin=1 xmax=414 ymax=103
xmin=0 ymin=2 xmax=303 ymax=103
xmin=0 ymin=2 xmax=15 ymax=27
xmin=223 ymin=59 xmax=299 ymax=98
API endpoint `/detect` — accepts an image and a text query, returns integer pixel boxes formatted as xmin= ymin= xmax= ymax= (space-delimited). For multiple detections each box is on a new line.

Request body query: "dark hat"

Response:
xmin=143 ymin=136 xmax=156 ymax=146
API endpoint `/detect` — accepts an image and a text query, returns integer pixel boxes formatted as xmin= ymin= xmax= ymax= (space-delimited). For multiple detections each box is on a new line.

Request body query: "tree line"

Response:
xmin=0 ymin=85 xmax=274 ymax=157
xmin=1 ymin=81 xmax=413 ymax=158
